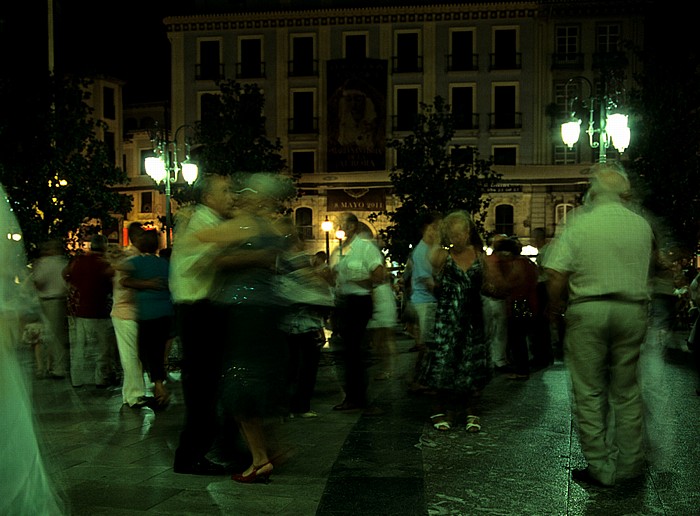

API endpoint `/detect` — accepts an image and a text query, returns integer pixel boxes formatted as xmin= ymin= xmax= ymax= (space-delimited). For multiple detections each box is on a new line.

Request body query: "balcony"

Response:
xmin=288 ymin=59 xmax=319 ymax=77
xmin=391 ymin=55 xmax=424 ymax=74
xmin=288 ymin=117 xmax=319 ymax=134
xmin=592 ymin=52 xmax=628 ymax=70
xmin=236 ymin=61 xmax=267 ymax=79
xmin=195 ymin=63 xmax=225 ymax=81
xmin=488 ymin=112 xmax=522 ymax=130
xmin=453 ymin=113 xmax=480 ymax=131
xmin=489 ymin=52 xmax=522 ymax=71
xmin=446 ymin=53 xmax=479 ymax=72
xmin=551 ymin=53 xmax=584 ymax=70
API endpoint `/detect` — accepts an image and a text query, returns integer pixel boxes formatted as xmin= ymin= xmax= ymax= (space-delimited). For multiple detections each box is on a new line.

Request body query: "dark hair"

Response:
xmin=493 ymin=236 xmax=522 ymax=255
xmin=89 ymin=234 xmax=108 ymax=253
xmin=192 ymin=173 xmax=226 ymax=204
xmin=136 ymin=230 xmax=159 ymax=254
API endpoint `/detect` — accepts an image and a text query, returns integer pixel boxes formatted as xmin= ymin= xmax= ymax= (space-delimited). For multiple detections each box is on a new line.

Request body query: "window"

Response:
xmin=596 ymin=23 xmax=621 ymax=53
xmin=140 ymin=149 xmax=156 ymax=176
xmin=553 ymin=26 xmax=582 ymax=69
xmin=491 ymin=84 xmax=520 ymax=129
xmin=555 ymin=203 xmax=574 ymax=226
xmin=104 ymin=131 xmax=116 ymax=165
xmin=554 ymin=80 xmax=582 ymax=164
xmin=344 ymin=33 xmax=367 ymax=59
xmin=292 ymin=151 xmax=315 ymax=174
xmin=199 ymin=93 xmax=221 ymax=124
xmin=290 ymin=91 xmax=317 ymax=134
xmin=495 ymin=204 xmax=514 ymax=235
xmin=493 ymin=146 xmax=517 ymax=165
xmin=491 ymin=28 xmax=520 ymax=70
xmin=238 ymin=37 xmax=265 ymax=78
xmin=140 ymin=192 xmax=153 ymax=213
xmin=102 ymin=86 xmax=115 ymax=120
xmin=393 ymin=31 xmax=421 ymax=73
xmin=448 ymin=29 xmax=476 ymax=71
xmin=394 ymin=87 xmax=419 ymax=131
xmin=450 ymin=85 xmax=476 ymax=130
xmin=197 ymin=39 xmax=223 ymax=80
xmin=451 ymin=146 xmax=475 ymax=166
xmin=295 ymin=207 xmax=314 ymax=241
xmin=290 ymin=35 xmax=316 ymax=76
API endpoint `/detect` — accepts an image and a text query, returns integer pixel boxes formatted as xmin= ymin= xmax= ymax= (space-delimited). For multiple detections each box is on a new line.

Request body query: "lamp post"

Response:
xmin=335 ymin=228 xmax=346 ymax=257
xmin=321 ymin=216 xmax=333 ymax=259
xmin=145 ymin=124 xmax=199 ymax=248
xmin=560 ymin=76 xmax=630 ymax=163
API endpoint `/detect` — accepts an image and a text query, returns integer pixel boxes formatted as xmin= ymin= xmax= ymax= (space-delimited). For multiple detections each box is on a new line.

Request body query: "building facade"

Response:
xmin=117 ymin=1 xmax=647 ymax=255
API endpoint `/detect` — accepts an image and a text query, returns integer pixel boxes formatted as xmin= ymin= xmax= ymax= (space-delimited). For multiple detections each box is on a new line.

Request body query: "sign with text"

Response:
xmin=327 ymin=188 xmax=386 ymax=212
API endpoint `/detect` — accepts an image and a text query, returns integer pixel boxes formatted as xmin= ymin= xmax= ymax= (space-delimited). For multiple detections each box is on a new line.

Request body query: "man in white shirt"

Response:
xmin=546 ymin=163 xmax=653 ymax=487
xmin=170 ymin=174 xmax=235 ymax=475
xmin=329 ymin=212 xmax=385 ymax=411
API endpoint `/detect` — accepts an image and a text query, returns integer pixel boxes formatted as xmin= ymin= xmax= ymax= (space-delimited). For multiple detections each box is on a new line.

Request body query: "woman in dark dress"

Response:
xmin=196 ymin=173 xmax=295 ymax=484
xmin=418 ymin=210 xmax=492 ymax=433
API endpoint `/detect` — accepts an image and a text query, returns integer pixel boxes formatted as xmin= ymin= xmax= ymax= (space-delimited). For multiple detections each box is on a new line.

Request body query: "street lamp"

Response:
xmin=560 ymin=76 xmax=630 ymax=163
xmin=321 ymin=216 xmax=333 ymax=259
xmin=335 ymin=228 xmax=346 ymax=257
xmin=145 ymin=124 xmax=199 ymax=247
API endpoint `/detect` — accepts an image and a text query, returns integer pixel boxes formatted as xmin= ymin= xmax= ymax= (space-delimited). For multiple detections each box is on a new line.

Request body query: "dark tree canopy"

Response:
xmin=373 ymin=96 xmax=501 ymax=265
xmin=0 ymin=73 xmax=131 ymax=256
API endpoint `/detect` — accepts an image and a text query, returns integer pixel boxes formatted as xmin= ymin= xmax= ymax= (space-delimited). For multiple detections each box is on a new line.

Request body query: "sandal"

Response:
xmin=465 ymin=415 xmax=481 ymax=433
xmin=430 ymin=413 xmax=452 ymax=431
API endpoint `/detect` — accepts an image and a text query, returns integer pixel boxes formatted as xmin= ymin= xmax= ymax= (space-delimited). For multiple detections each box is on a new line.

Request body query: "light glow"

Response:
xmin=561 ymin=119 xmax=582 ymax=149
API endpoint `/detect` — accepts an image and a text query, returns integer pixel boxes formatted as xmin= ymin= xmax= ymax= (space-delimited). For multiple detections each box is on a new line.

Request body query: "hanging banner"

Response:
xmin=327 ymin=188 xmax=386 ymax=212
xmin=326 ymin=58 xmax=387 ymax=172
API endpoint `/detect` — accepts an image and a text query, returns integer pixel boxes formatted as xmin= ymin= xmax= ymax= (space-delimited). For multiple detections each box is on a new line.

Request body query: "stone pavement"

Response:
xmin=24 ymin=329 xmax=700 ymax=515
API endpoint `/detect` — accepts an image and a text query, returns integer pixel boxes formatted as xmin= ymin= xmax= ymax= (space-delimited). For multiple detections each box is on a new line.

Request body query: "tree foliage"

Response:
xmin=0 ymin=73 xmax=131 ymax=256
xmin=626 ymin=16 xmax=700 ymax=255
xmin=373 ymin=96 xmax=502 ymax=265
xmin=193 ymin=79 xmax=287 ymax=179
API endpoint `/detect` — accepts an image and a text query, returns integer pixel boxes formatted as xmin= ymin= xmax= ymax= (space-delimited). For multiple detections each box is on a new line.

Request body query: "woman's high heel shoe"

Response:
xmin=232 ymin=462 xmax=273 ymax=484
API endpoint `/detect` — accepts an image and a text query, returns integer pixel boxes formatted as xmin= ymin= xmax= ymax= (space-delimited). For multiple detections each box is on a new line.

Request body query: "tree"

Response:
xmin=0 ymin=73 xmax=131 ymax=256
xmin=626 ymin=13 xmax=700 ymax=255
xmin=373 ymin=96 xmax=502 ymax=265
xmin=194 ymin=79 xmax=287 ymax=180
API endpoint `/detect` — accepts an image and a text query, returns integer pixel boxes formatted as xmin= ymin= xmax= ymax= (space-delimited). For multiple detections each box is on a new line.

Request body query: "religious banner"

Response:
xmin=327 ymin=188 xmax=386 ymax=212
xmin=326 ymin=58 xmax=387 ymax=172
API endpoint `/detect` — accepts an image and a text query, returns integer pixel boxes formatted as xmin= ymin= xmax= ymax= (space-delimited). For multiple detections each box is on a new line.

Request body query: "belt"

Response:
xmin=570 ymin=294 xmax=648 ymax=305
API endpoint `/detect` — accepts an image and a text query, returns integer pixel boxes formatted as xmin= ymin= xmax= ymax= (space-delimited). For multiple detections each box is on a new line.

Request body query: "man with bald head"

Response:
xmin=545 ymin=162 xmax=654 ymax=487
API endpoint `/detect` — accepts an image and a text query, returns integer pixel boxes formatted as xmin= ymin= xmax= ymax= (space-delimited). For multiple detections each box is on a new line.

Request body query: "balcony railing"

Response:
xmin=489 ymin=52 xmax=522 ymax=71
xmin=195 ymin=63 xmax=225 ymax=81
xmin=446 ymin=54 xmax=479 ymax=72
xmin=288 ymin=117 xmax=319 ymax=134
xmin=288 ymin=59 xmax=319 ymax=77
xmin=453 ymin=113 xmax=480 ymax=131
xmin=391 ymin=55 xmax=424 ymax=73
xmin=236 ymin=61 xmax=267 ymax=79
xmin=551 ymin=53 xmax=584 ymax=70
xmin=488 ymin=112 xmax=523 ymax=130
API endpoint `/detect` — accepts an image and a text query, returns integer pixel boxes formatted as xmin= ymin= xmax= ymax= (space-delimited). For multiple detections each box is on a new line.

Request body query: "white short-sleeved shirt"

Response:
xmin=545 ymin=200 xmax=653 ymax=303
xmin=169 ymin=205 xmax=225 ymax=303
xmin=330 ymin=236 xmax=384 ymax=296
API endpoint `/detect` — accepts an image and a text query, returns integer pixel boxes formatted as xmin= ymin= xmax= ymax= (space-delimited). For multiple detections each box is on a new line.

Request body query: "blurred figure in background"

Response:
xmin=482 ymin=233 xmax=509 ymax=372
xmin=31 ymin=239 xmax=70 ymax=380
xmin=63 ymin=234 xmax=118 ymax=388
xmin=546 ymin=162 xmax=653 ymax=487
xmin=0 ymin=183 xmax=66 ymax=515
xmin=367 ymin=269 xmax=398 ymax=381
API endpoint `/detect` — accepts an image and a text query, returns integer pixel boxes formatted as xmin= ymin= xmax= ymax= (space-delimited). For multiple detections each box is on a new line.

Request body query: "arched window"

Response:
xmin=495 ymin=204 xmax=514 ymax=235
xmin=555 ymin=203 xmax=574 ymax=226
xmin=295 ymin=207 xmax=313 ymax=241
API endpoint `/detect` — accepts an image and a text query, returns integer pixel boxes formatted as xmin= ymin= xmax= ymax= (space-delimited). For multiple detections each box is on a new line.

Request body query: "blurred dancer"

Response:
xmin=546 ymin=162 xmax=653 ymax=487
xmin=196 ymin=172 xmax=295 ymax=483
xmin=0 ymin=183 xmax=66 ymax=515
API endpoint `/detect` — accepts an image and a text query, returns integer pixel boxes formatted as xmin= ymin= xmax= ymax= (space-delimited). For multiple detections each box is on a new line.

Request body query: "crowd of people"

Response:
xmin=2 ymin=161 xmax=700 ymax=509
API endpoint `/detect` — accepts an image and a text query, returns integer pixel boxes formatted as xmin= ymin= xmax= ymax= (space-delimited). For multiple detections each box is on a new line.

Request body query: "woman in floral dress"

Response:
xmin=417 ymin=210 xmax=492 ymax=432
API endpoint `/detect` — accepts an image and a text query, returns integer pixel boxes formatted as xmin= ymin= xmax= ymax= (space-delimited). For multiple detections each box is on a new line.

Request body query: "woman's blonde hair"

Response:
xmin=440 ymin=210 xmax=483 ymax=249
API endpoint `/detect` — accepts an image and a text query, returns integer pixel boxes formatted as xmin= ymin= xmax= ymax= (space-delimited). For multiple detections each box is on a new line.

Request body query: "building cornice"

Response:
xmin=165 ymin=3 xmax=539 ymax=33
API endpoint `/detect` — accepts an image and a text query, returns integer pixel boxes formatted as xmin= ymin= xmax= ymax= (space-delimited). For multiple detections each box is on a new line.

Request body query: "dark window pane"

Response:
xmin=345 ymin=34 xmax=366 ymax=59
